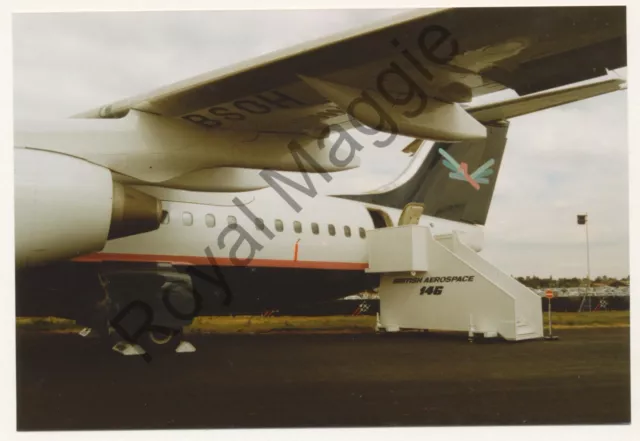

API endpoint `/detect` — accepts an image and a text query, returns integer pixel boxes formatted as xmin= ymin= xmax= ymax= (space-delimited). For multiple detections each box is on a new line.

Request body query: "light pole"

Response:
xmin=577 ymin=213 xmax=592 ymax=312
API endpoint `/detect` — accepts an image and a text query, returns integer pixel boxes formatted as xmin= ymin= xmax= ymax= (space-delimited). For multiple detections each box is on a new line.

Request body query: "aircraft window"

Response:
xmin=344 ymin=226 xmax=352 ymax=237
xmin=275 ymin=219 xmax=284 ymax=232
xmin=294 ymin=221 xmax=302 ymax=233
xmin=255 ymin=218 xmax=265 ymax=231
xmin=227 ymin=215 xmax=237 ymax=228
xmin=205 ymin=214 xmax=215 ymax=228
xmin=160 ymin=210 xmax=170 ymax=225
xmin=182 ymin=212 xmax=193 ymax=226
xmin=328 ymin=224 xmax=336 ymax=236
xmin=359 ymin=227 xmax=366 ymax=239
xmin=311 ymin=222 xmax=319 ymax=235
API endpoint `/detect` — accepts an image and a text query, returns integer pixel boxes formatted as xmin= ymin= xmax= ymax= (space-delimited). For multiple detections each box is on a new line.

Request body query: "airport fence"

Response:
xmin=203 ymin=295 xmax=629 ymax=317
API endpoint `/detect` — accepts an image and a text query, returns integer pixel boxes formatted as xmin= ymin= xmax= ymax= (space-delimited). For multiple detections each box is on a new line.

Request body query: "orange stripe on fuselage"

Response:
xmin=72 ymin=252 xmax=368 ymax=270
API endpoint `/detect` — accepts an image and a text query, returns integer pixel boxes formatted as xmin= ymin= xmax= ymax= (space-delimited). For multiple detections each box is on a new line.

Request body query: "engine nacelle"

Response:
xmin=15 ymin=149 xmax=161 ymax=267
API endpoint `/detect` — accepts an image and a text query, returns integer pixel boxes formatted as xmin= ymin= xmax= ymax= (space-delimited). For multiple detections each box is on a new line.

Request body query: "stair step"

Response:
xmin=371 ymin=225 xmax=543 ymax=341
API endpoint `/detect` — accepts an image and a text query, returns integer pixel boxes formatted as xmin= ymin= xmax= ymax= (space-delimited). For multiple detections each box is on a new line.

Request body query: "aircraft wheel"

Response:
xmin=140 ymin=328 xmax=182 ymax=355
xmin=148 ymin=328 xmax=175 ymax=345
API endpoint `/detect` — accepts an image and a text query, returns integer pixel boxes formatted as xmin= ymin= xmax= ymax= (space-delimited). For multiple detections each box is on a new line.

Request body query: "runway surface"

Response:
xmin=16 ymin=327 xmax=630 ymax=430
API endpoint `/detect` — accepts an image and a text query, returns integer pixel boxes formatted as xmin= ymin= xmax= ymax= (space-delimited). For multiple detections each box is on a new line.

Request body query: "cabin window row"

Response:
xmin=161 ymin=211 xmax=366 ymax=238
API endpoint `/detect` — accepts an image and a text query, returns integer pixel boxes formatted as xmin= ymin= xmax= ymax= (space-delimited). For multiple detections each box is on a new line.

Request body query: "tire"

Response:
xmin=148 ymin=328 xmax=175 ymax=345
xmin=139 ymin=327 xmax=181 ymax=356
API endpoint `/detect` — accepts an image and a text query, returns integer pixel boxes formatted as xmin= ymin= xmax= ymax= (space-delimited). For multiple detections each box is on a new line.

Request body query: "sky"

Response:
xmin=12 ymin=9 xmax=630 ymax=278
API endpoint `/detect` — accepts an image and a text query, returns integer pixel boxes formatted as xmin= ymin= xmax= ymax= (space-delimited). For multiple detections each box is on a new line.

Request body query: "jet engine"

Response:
xmin=15 ymin=148 xmax=162 ymax=267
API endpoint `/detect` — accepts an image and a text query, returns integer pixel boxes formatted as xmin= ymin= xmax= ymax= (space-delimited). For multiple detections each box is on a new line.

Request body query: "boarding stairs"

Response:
xmin=366 ymin=215 xmax=543 ymax=341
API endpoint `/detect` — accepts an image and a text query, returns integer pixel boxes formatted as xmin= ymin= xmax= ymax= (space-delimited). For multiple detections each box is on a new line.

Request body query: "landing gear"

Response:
xmin=80 ymin=325 xmax=192 ymax=356
xmin=139 ymin=328 xmax=181 ymax=355
xmin=111 ymin=327 xmax=193 ymax=357
xmin=87 ymin=264 xmax=200 ymax=358
xmin=148 ymin=328 xmax=175 ymax=345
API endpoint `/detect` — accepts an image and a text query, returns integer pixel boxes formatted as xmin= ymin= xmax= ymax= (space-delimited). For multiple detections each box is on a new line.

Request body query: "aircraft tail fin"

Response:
xmin=335 ymin=75 xmax=626 ymax=225
xmin=337 ymin=121 xmax=509 ymax=226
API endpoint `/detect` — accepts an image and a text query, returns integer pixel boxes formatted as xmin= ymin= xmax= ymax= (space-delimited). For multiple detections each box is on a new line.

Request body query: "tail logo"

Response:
xmin=438 ymin=149 xmax=495 ymax=191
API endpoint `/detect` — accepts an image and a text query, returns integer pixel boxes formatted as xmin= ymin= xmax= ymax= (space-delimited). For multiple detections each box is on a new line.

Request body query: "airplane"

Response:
xmin=14 ymin=7 xmax=626 ymax=356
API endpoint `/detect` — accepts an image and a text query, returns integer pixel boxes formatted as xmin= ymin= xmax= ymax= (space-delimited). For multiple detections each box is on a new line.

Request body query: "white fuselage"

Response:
xmin=75 ymin=186 xmax=484 ymax=270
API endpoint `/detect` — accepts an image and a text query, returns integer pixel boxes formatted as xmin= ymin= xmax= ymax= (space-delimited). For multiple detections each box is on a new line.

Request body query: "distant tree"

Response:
xmin=514 ymin=275 xmax=630 ymax=288
xmin=569 ymin=277 xmax=581 ymax=287
xmin=517 ymin=276 xmax=537 ymax=288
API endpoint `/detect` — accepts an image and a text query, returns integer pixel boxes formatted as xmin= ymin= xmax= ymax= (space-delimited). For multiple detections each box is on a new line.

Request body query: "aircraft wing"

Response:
xmin=74 ymin=7 xmax=626 ymax=142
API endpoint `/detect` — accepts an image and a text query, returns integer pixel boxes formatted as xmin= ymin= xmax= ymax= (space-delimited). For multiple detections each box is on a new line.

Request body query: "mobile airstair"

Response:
xmin=366 ymin=213 xmax=543 ymax=341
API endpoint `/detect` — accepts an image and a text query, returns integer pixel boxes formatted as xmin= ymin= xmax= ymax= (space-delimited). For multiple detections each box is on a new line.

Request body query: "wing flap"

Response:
xmin=300 ymin=75 xmax=486 ymax=141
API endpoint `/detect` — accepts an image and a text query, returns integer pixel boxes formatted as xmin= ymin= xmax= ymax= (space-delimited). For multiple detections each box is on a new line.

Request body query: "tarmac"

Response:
xmin=16 ymin=327 xmax=630 ymax=430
